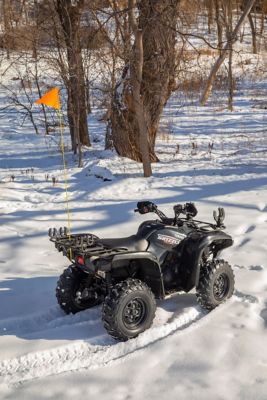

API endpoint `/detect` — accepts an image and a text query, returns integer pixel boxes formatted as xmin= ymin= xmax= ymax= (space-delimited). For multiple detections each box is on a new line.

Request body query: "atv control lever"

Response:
xmin=174 ymin=203 xmax=198 ymax=220
xmin=213 ymin=207 xmax=225 ymax=228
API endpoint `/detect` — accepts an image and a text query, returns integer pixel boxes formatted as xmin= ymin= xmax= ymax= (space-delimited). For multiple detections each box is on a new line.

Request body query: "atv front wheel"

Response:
xmin=102 ymin=279 xmax=156 ymax=341
xmin=196 ymin=259 xmax=235 ymax=311
xmin=56 ymin=266 xmax=101 ymax=314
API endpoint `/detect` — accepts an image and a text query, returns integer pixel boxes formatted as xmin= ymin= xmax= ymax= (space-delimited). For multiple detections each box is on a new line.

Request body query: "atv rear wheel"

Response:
xmin=102 ymin=279 xmax=156 ymax=341
xmin=196 ymin=259 xmax=235 ymax=311
xmin=56 ymin=266 xmax=101 ymax=314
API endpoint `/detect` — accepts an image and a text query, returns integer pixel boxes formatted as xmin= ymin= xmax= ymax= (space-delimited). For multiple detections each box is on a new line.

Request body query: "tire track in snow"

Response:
xmin=0 ymin=307 xmax=203 ymax=385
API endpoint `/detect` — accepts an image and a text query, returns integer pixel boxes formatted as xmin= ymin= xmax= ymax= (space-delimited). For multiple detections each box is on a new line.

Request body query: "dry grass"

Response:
xmin=177 ymin=76 xmax=205 ymax=93
xmin=197 ymin=48 xmax=220 ymax=57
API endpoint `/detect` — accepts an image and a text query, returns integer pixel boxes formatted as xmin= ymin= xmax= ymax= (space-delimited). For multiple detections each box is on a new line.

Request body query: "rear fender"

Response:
xmin=179 ymin=232 xmax=233 ymax=292
xmin=111 ymin=252 xmax=165 ymax=298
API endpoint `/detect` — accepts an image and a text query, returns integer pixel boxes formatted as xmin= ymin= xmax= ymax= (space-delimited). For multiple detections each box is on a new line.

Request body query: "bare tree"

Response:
xmin=111 ymin=0 xmax=180 ymax=168
xmin=214 ymin=0 xmax=223 ymax=53
xmin=246 ymin=0 xmax=258 ymax=54
xmin=55 ymin=0 xmax=90 ymax=167
xmin=226 ymin=0 xmax=234 ymax=110
xmin=127 ymin=0 xmax=152 ymax=177
xmin=200 ymin=0 xmax=257 ymax=106
xmin=2 ymin=0 xmax=11 ymax=59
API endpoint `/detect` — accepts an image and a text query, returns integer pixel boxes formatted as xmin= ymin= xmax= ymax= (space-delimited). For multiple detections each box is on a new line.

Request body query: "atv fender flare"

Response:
xmin=179 ymin=231 xmax=233 ymax=292
xmin=111 ymin=252 xmax=165 ymax=298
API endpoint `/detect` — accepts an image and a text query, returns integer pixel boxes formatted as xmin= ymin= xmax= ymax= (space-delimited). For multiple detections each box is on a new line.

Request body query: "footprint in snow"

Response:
xmin=244 ymin=224 xmax=256 ymax=234
xmin=238 ymin=237 xmax=251 ymax=248
xmin=233 ymin=264 xmax=245 ymax=269
xmin=260 ymin=302 xmax=267 ymax=328
xmin=257 ymin=203 xmax=267 ymax=212
xmin=234 ymin=290 xmax=259 ymax=304
xmin=249 ymin=265 xmax=264 ymax=271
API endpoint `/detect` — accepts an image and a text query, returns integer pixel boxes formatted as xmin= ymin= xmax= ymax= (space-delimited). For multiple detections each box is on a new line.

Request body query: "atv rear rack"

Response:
xmin=48 ymin=228 xmax=129 ymax=260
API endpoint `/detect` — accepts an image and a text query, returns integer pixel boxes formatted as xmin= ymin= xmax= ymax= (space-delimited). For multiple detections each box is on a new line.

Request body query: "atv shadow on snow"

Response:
xmin=0 ymin=275 xmax=201 ymax=343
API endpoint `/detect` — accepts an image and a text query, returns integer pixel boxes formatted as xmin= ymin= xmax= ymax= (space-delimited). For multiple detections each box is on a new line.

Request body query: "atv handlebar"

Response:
xmin=135 ymin=201 xmax=197 ymax=220
xmin=135 ymin=201 xmax=226 ymax=229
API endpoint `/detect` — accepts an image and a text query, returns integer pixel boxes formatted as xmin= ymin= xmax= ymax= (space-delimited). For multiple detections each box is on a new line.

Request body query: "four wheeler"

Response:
xmin=49 ymin=201 xmax=235 ymax=341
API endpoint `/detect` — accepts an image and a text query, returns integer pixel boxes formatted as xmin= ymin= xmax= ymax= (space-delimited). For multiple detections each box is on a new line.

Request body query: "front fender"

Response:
xmin=178 ymin=231 xmax=233 ymax=292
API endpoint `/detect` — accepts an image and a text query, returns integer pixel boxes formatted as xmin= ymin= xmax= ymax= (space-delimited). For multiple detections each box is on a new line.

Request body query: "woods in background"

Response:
xmin=0 ymin=0 xmax=266 ymax=176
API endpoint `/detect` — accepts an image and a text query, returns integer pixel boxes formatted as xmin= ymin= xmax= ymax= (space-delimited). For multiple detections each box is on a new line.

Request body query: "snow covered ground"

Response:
xmin=0 ymin=57 xmax=267 ymax=398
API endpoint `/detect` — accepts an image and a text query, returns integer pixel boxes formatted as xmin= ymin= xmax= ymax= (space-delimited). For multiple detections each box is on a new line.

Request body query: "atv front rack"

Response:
xmin=48 ymin=227 xmax=128 ymax=261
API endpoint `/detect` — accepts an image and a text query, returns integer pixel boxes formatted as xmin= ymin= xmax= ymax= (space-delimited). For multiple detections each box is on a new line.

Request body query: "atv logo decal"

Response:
xmin=157 ymin=234 xmax=181 ymax=246
xmin=174 ymin=232 xmax=187 ymax=240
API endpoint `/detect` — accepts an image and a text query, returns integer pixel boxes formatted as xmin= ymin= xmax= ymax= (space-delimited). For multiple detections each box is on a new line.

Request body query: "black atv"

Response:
xmin=49 ymin=201 xmax=235 ymax=341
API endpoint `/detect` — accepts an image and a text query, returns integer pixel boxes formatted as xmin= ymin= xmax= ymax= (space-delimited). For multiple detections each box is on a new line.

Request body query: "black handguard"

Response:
xmin=184 ymin=202 xmax=198 ymax=218
xmin=173 ymin=202 xmax=198 ymax=219
xmin=136 ymin=201 xmax=156 ymax=214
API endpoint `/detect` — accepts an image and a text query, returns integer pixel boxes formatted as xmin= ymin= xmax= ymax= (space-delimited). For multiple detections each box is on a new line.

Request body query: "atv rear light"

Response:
xmin=76 ymin=255 xmax=85 ymax=265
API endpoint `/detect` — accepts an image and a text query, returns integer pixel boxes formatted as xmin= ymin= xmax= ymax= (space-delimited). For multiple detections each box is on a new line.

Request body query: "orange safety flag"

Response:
xmin=35 ymin=87 xmax=60 ymax=110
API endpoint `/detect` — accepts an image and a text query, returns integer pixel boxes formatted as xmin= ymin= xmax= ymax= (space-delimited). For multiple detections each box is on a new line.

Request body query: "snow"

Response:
xmin=0 ymin=52 xmax=267 ymax=398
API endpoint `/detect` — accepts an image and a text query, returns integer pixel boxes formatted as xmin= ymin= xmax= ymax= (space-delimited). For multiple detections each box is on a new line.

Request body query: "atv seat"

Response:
xmin=100 ymin=235 xmax=148 ymax=252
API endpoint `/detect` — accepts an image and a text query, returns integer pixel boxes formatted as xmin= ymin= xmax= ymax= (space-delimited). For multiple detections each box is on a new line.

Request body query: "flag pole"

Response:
xmin=58 ymin=109 xmax=72 ymax=260
xmin=35 ymin=87 xmax=72 ymax=259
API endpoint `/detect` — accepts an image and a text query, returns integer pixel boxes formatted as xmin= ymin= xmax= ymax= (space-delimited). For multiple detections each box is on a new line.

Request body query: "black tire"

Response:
xmin=196 ymin=259 xmax=235 ymax=311
xmin=56 ymin=266 xmax=100 ymax=314
xmin=102 ymin=279 xmax=156 ymax=341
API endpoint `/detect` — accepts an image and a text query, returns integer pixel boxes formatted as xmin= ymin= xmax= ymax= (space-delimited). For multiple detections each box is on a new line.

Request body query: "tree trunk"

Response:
xmin=248 ymin=11 xmax=257 ymax=54
xmin=67 ymin=87 xmax=76 ymax=152
xmin=111 ymin=0 xmax=179 ymax=163
xmin=200 ymin=0 xmax=257 ymax=106
xmin=260 ymin=5 xmax=265 ymax=35
xmin=207 ymin=0 xmax=213 ymax=34
xmin=128 ymin=0 xmax=152 ymax=177
xmin=227 ymin=0 xmax=233 ymax=111
xmin=55 ymin=0 xmax=90 ymax=149
xmin=3 ymin=0 xmax=11 ymax=59
xmin=214 ymin=0 xmax=223 ymax=53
